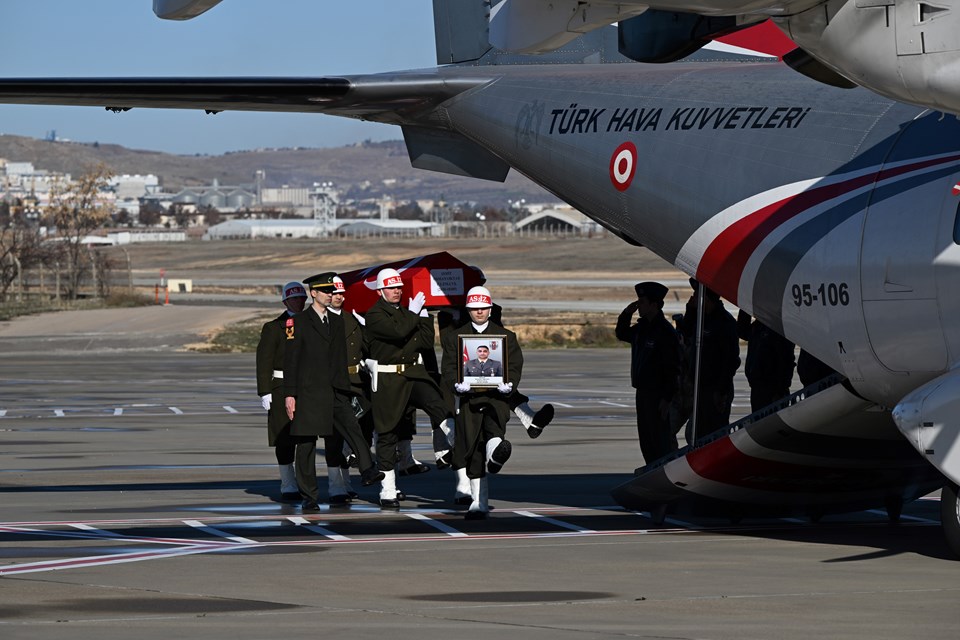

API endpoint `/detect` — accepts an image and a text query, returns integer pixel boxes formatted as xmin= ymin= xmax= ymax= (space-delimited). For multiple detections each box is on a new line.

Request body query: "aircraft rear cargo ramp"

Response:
xmin=611 ymin=378 xmax=944 ymax=521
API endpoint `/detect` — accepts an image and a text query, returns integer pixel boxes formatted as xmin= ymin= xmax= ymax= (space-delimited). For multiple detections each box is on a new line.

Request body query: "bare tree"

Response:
xmin=44 ymin=164 xmax=114 ymax=299
xmin=0 ymin=199 xmax=47 ymax=301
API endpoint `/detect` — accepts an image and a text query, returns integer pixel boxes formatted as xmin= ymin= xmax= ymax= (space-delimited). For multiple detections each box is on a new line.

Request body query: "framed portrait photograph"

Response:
xmin=458 ymin=334 xmax=508 ymax=388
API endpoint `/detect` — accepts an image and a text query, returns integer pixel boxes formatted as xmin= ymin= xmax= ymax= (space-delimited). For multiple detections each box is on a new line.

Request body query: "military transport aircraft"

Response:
xmin=477 ymin=0 xmax=960 ymax=125
xmin=3 ymin=0 xmax=960 ymax=557
xmin=156 ymin=0 xmax=960 ymax=120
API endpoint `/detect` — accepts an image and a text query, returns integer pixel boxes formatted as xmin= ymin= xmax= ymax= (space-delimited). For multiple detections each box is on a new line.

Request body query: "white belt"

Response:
xmin=272 ymin=369 xmax=283 ymax=379
xmin=376 ymin=364 xmax=412 ymax=373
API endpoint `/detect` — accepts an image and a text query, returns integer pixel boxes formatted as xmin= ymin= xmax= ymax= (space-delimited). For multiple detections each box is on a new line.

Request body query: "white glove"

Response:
xmin=352 ymin=309 xmax=366 ymax=326
xmin=407 ymin=291 xmax=426 ymax=315
xmin=260 ymin=393 xmax=272 ymax=411
xmin=356 ymin=359 xmax=367 ymax=372
xmin=419 ymin=308 xmax=429 ymax=318
xmin=454 ymin=381 xmax=471 ymax=393
xmin=497 ymin=382 xmax=514 ymax=395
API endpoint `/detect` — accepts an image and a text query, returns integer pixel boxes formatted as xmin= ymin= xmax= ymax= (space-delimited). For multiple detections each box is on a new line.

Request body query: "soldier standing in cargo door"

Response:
xmin=256 ymin=281 xmax=308 ymax=501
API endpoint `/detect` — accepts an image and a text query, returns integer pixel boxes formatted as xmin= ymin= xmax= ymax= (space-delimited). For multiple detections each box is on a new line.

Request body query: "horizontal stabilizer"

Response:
xmin=402 ymin=126 xmax=510 ymax=182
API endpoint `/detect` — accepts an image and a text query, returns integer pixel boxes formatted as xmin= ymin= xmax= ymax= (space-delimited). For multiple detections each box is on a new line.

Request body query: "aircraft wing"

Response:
xmin=0 ymin=73 xmax=485 ymax=121
xmin=612 ymin=379 xmax=945 ymax=518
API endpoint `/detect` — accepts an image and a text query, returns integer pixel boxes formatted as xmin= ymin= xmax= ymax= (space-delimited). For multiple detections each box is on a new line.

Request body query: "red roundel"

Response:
xmin=609 ymin=142 xmax=637 ymax=192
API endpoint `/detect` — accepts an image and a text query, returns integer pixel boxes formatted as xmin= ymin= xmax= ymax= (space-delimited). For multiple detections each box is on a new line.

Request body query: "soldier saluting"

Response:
xmin=283 ymin=272 xmax=384 ymax=512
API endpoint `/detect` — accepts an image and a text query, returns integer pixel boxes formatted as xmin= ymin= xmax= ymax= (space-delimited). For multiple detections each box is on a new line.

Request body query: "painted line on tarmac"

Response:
xmin=287 ymin=516 xmax=351 ymax=540
xmin=0 ymin=409 xmax=6 ymax=417
xmin=406 ymin=512 xmax=469 ymax=537
xmin=515 ymin=510 xmax=597 ymax=533
xmin=66 ymin=523 xmax=237 ymax=547
xmin=223 ymin=406 xmax=239 ymax=414
xmin=551 ymin=402 xmax=574 ymax=408
xmin=0 ymin=544 xmax=242 ymax=576
xmin=53 ymin=409 xmax=65 ymax=417
xmin=183 ymin=519 xmax=256 ymax=544
xmin=113 ymin=408 xmax=123 ymax=416
xmin=169 ymin=407 xmax=183 ymax=415
xmin=598 ymin=400 xmax=630 ymax=408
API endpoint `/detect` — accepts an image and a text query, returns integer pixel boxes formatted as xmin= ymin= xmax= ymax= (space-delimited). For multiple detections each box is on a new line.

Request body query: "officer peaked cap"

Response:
xmin=303 ymin=272 xmax=338 ymax=291
xmin=634 ymin=281 xmax=668 ymax=302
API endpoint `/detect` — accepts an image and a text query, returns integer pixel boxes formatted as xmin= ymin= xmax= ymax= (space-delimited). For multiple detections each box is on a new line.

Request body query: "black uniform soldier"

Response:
xmin=678 ymin=279 xmax=741 ymax=440
xmin=284 ymin=272 xmax=384 ymax=512
xmin=256 ymin=281 xmax=307 ymax=501
xmin=363 ymin=268 xmax=455 ymax=510
xmin=324 ymin=275 xmax=372 ymax=504
xmin=441 ymin=286 xmax=521 ymax=519
xmin=616 ymin=281 xmax=682 ymax=464
xmin=737 ymin=310 xmax=796 ymax=412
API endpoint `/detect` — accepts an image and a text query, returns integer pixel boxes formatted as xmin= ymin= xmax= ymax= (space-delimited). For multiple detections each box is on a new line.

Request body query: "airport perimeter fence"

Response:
xmin=1 ymin=253 xmax=139 ymax=315
xmin=331 ymin=222 xmax=606 ymax=240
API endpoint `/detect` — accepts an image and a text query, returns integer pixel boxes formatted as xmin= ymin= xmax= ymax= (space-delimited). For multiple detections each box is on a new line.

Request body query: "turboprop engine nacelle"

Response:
xmin=893 ymin=369 xmax=960 ymax=485
xmin=780 ymin=0 xmax=960 ymax=115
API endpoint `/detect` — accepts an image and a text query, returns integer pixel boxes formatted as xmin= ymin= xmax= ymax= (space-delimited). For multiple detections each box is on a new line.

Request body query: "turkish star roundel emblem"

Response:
xmin=610 ymin=142 xmax=637 ymax=192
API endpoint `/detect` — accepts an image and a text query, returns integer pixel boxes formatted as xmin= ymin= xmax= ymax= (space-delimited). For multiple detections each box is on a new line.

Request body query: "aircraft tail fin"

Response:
xmin=433 ymin=0 xmax=628 ymax=66
xmin=433 ymin=0 xmax=493 ymax=65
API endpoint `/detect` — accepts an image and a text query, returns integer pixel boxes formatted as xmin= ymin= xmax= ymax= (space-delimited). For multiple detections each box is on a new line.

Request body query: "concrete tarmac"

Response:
xmin=0 ymin=308 xmax=957 ymax=639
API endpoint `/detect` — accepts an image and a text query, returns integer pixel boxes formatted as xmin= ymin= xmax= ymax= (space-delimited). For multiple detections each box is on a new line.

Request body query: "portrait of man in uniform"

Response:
xmin=459 ymin=336 xmax=507 ymax=387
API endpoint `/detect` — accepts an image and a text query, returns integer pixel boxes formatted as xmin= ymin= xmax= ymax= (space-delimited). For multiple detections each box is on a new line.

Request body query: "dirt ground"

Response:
xmin=105 ymin=235 xmax=691 ymax=348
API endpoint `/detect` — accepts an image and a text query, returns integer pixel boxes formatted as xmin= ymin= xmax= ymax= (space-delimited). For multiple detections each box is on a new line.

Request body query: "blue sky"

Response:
xmin=0 ymin=1 xmax=437 ymax=154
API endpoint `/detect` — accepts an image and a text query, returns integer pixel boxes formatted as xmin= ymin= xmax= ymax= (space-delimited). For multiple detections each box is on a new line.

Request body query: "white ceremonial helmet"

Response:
xmin=376 ymin=268 xmax=404 ymax=290
xmin=332 ymin=276 xmax=347 ymax=294
xmin=282 ymin=282 xmax=307 ymax=301
xmin=465 ymin=286 xmax=493 ymax=308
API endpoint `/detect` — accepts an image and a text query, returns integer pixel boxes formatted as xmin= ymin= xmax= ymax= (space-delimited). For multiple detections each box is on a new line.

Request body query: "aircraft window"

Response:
xmin=955 ymin=203 xmax=960 ymax=244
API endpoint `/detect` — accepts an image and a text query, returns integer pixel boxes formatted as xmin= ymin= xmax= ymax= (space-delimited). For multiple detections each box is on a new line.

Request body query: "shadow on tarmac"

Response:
xmin=0 ymin=470 xmax=948 ymax=562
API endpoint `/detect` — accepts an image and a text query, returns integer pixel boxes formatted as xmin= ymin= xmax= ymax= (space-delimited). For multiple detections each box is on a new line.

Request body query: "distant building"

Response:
xmin=205 ymin=218 xmax=438 ymax=240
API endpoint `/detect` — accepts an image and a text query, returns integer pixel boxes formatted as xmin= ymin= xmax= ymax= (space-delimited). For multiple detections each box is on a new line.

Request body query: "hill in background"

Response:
xmin=0 ymin=134 xmax=555 ymax=204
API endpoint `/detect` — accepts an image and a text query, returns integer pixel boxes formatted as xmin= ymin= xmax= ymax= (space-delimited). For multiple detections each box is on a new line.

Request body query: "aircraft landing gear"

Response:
xmin=884 ymin=495 xmax=903 ymax=524
xmin=941 ymin=482 xmax=960 ymax=559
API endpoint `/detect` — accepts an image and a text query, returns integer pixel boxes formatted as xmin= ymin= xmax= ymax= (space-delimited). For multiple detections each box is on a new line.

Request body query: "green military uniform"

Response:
xmin=364 ymin=296 xmax=452 ymax=470
xmin=441 ymin=321 xmax=523 ymax=478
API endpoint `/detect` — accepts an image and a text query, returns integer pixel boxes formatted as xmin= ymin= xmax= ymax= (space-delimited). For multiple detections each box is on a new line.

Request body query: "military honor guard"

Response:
xmin=256 ymin=281 xmax=308 ymax=501
xmin=363 ymin=268 xmax=455 ymax=510
xmin=324 ymin=275 xmax=374 ymax=504
xmin=283 ymin=272 xmax=384 ymax=512
xmin=438 ymin=272 xmax=554 ymax=440
xmin=441 ymin=286 xmax=522 ymax=519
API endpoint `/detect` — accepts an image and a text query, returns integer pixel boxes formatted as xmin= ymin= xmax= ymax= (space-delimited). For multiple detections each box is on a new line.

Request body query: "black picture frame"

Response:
xmin=457 ymin=334 xmax=508 ymax=388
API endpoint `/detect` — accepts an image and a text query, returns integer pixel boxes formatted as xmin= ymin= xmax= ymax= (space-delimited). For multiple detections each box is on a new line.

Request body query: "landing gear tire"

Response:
xmin=941 ymin=482 xmax=960 ymax=560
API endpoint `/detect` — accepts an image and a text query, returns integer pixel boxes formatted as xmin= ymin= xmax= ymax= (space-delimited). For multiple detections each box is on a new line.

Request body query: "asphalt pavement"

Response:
xmin=0 ymin=306 xmax=957 ymax=639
